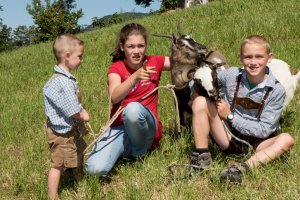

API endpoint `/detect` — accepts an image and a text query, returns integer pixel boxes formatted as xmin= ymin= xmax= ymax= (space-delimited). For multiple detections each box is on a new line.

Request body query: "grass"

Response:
xmin=0 ymin=0 xmax=299 ymax=199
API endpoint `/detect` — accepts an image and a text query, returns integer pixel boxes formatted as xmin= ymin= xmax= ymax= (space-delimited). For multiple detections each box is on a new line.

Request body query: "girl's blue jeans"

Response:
xmin=85 ymin=102 xmax=157 ymax=176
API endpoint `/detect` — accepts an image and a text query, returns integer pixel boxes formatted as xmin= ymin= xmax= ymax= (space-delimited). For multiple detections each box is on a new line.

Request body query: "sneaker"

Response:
xmin=190 ymin=151 xmax=212 ymax=169
xmin=220 ymin=162 xmax=249 ymax=184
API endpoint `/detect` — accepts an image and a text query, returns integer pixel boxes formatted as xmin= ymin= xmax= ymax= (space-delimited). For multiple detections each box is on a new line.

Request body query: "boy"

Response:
xmin=43 ymin=33 xmax=89 ymax=199
xmin=190 ymin=35 xmax=294 ymax=183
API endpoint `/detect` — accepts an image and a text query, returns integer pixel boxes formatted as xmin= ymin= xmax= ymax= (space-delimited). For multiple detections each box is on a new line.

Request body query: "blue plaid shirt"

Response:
xmin=218 ymin=67 xmax=285 ymax=139
xmin=43 ymin=65 xmax=83 ymax=134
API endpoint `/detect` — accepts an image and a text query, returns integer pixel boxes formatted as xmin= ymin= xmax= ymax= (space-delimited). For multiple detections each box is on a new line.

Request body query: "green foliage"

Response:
xmin=0 ymin=23 xmax=12 ymax=52
xmin=0 ymin=4 xmax=33 ymax=51
xmin=92 ymin=12 xmax=125 ymax=28
xmin=135 ymin=0 xmax=155 ymax=7
xmin=92 ymin=17 xmax=106 ymax=28
xmin=160 ymin=0 xmax=178 ymax=11
xmin=26 ymin=0 xmax=83 ymax=43
xmin=135 ymin=0 xmax=178 ymax=11
xmin=108 ymin=13 xmax=124 ymax=25
xmin=0 ymin=5 xmax=12 ymax=52
xmin=0 ymin=0 xmax=300 ymax=199
xmin=12 ymin=25 xmax=35 ymax=47
xmin=92 ymin=12 xmax=149 ymax=29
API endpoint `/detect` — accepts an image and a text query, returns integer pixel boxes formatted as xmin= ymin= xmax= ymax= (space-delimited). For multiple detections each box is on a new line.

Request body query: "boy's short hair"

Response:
xmin=53 ymin=33 xmax=84 ymax=62
xmin=240 ymin=35 xmax=271 ymax=55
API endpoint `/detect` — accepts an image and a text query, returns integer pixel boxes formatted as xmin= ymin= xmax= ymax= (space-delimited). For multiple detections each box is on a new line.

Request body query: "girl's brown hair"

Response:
xmin=110 ymin=23 xmax=148 ymax=62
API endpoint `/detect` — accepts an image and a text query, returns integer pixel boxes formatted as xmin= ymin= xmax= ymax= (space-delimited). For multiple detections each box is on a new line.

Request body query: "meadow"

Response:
xmin=0 ymin=0 xmax=299 ymax=199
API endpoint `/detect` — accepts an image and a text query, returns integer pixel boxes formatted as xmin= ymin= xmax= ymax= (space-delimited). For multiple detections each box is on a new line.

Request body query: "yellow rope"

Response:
xmin=83 ymin=84 xmax=181 ymax=157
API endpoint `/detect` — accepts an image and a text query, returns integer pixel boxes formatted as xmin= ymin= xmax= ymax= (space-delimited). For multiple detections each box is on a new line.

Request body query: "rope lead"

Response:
xmin=83 ymin=84 xmax=182 ymax=157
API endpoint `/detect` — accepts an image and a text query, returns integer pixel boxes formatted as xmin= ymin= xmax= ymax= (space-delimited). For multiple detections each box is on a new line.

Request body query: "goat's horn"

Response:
xmin=188 ymin=28 xmax=193 ymax=37
xmin=151 ymin=34 xmax=173 ymax=39
xmin=181 ymin=66 xmax=196 ymax=82
xmin=177 ymin=23 xmax=183 ymax=36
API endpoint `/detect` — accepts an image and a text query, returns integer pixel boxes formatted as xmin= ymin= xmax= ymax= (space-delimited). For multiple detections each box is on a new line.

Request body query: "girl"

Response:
xmin=86 ymin=23 xmax=171 ymax=177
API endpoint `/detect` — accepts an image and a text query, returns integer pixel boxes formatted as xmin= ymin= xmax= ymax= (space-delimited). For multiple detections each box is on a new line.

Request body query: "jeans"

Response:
xmin=85 ymin=102 xmax=157 ymax=176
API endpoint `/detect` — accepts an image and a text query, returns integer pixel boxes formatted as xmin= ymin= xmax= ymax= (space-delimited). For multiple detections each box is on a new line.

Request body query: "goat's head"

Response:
xmin=153 ymin=24 xmax=210 ymax=89
xmin=193 ymin=61 xmax=227 ymax=101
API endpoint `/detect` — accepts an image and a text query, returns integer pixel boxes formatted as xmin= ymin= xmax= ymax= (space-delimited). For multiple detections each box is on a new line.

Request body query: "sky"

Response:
xmin=0 ymin=0 xmax=161 ymax=29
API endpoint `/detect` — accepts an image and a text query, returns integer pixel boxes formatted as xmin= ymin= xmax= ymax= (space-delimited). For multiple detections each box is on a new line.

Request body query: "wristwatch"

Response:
xmin=226 ymin=112 xmax=234 ymax=122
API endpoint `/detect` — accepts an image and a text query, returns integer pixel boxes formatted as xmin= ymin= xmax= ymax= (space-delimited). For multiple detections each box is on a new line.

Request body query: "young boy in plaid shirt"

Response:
xmin=43 ymin=33 xmax=89 ymax=199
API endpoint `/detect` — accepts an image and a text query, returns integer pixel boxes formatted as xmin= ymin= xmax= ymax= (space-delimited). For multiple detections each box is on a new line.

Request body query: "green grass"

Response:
xmin=0 ymin=0 xmax=299 ymax=199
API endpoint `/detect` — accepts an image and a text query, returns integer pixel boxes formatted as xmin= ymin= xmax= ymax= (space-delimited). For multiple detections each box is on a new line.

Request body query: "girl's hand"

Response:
xmin=133 ymin=60 xmax=157 ymax=81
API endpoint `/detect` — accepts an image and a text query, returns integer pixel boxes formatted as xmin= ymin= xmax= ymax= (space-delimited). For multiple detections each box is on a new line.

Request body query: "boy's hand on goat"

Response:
xmin=215 ymin=99 xmax=231 ymax=120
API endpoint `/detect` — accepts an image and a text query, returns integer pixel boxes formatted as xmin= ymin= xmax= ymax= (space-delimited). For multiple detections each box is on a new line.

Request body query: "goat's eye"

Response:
xmin=178 ymin=41 xmax=185 ymax=47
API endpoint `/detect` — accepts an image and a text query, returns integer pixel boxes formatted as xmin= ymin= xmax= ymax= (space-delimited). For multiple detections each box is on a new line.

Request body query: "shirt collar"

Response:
xmin=265 ymin=67 xmax=278 ymax=88
xmin=54 ymin=65 xmax=76 ymax=81
xmin=241 ymin=67 xmax=277 ymax=89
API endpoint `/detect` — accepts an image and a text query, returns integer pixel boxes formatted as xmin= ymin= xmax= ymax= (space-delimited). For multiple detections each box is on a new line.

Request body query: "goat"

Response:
xmin=268 ymin=58 xmax=300 ymax=110
xmin=185 ymin=0 xmax=209 ymax=8
xmin=192 ymin=51 xmax=228 ymax=101
xmin=153 ymin=25 xmax=228 ymax=125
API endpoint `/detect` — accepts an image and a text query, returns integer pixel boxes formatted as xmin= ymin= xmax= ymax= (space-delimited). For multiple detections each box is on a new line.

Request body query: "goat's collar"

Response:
xmin=196 ymin=50 xmax=226 ymax=69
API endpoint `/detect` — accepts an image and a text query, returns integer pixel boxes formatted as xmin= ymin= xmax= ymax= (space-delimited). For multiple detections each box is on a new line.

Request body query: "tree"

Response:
xmin=0 ymin=24 xmax=12 ymax=52
xmin=108 ymin=13 xmax=124 ymax=25
xmin=92 ymin=13 xmax=125 ymax=29
xmin=0 ymin=4 xmax=13 ymax=52
xmin=26 ymin=0 xmax=83 ymax=43
xmin=12 ymin=25 xmax=35 ymax=47
xmin=135 ymin=0 xmax=178 ymax=11
xmin=92 ymin=17 xmax=106 ymax=28
xmin=160 ymin=0 xmax=177 ymax=11
xmin=135 ymin=0 xmax=155 ymax=7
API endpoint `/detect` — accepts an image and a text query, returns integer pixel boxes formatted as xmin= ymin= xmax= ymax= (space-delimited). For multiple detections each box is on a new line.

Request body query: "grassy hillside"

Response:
xmin=0 ymin=0 xmax=299 ymax=199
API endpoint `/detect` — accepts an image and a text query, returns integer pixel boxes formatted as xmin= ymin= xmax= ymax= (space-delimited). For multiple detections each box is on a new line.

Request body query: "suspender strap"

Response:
xmin=255 ymin=86 xmax=273 ymax=118
xmin=230 ymin=73 xmax=243 ymax=111
xmin=229 ymin=70 xmax=278 ymax=119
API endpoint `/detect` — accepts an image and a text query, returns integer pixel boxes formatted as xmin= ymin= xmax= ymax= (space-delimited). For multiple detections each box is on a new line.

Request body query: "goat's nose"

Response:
xmin=209 ymin=89 xmax=216 ymax=95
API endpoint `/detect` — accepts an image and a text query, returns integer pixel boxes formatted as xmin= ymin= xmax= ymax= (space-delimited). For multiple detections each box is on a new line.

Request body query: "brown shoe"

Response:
xmin=220 ymin=162 xmax=249 ymax=184
xmin=190 ymin=151 xmax=212 ymax=169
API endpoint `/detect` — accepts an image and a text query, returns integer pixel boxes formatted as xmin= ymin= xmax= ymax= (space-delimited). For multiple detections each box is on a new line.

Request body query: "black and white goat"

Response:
xmin=153 ymin=25 xmax=228 ymax=125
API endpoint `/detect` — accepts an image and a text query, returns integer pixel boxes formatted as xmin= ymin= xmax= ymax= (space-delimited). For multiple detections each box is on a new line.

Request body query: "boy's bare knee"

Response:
xmin=279 ymin=133 xmax=294 ymax=151
xmin=192 ymin=96 xmax=207 ymax=112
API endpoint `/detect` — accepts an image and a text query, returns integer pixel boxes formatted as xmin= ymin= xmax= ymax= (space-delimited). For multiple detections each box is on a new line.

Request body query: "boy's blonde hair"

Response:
xmin=240 ymin=35 xmax=271 ymax=55
xmin=53 ymin=33 xmax=84 ymax=62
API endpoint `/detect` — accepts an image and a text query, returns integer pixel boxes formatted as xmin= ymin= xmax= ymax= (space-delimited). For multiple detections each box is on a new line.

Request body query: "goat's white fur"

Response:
xmin=211 ymin=57 xmax=223 ymax=64
xmin=194 ymin=66 xmax=214 ymax=94
xmin=268 ymin=58 xmax=300 ymax=110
